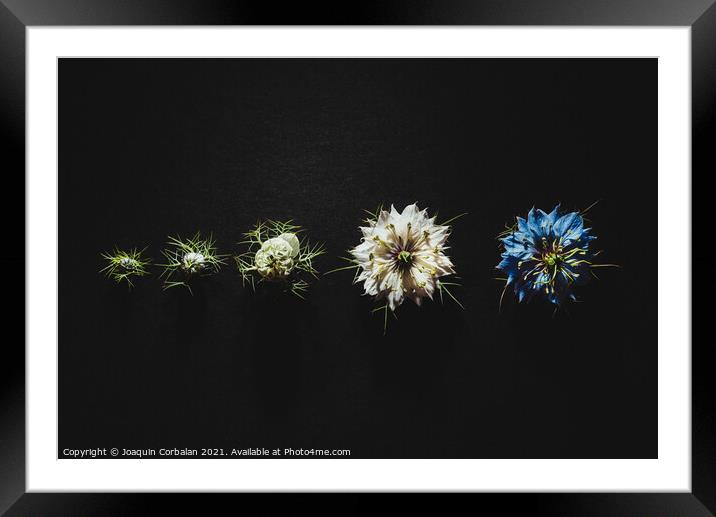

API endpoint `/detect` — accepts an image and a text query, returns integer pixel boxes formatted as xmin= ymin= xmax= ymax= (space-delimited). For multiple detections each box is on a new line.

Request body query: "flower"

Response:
xmin=182 ymin=252 xmax=206 ymax=273
xmin=159 ymin=232 xmax=226 ymax=294
xmin=497 ymin=204 xmax=598 ymax=305
xmin=254 ymin=235 xmax=298 ymax=281
xmin=350 ymin=203 xmax=456 ymax=311
xmin=100 ymin=247 xmax=151 ymax=289
xmin=234 ymin=220 xmax=325 ymax=297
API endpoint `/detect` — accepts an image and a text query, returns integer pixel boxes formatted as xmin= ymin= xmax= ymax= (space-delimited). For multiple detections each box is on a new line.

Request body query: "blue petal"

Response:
xmin=527 ymin=207 xmax=552 ymax=237
xmin=507 ymin=270 xmax=519 ymax=284
xmin=500 ymin=234 xmax=534 ymax=255
xmin=516 ymin=217 xmax=529 ymax=234
xmin=553 ymin=211 xmax=584 ymax=240
xmin=497 ymin=256 xmax=517 ymax=271
xmin=548 ymin=204 xmax=561 ymax=225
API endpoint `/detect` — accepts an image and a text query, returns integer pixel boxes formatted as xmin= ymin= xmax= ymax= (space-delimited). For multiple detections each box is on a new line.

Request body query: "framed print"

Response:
xmin=1 ymin=0 xmax=710 ymax=514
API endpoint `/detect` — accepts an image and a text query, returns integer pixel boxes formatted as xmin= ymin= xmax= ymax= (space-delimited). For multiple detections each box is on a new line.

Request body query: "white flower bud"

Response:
xmin=254 ymin=237 xmax=295 ymax=281
xmin=119 ymin=257 xmax=138 ymax=270
xmin=182 ymin=252 xmax=206 ymax=273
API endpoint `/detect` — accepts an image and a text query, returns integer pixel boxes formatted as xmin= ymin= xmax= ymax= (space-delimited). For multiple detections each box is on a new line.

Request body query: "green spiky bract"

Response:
xmin=100 ymin=247 xmax=151 ymax=289
xmin=159 ymin=232 xmax=227 ymax=294
xmin=234 ymin=219 xmax=325 ymax=299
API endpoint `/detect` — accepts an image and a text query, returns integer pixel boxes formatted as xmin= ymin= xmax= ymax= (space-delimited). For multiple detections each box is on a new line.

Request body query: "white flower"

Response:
xmin=254 ymin=234 xmax=299 ymax=281
xmin=351 ymin=203 xmax=455 ymax=311
xmin=182 ymin=252 xmax=206 ymax=273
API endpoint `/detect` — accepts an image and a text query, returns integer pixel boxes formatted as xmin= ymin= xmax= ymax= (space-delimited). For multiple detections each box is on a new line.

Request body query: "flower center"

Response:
xmin=543 ymin=252 xmax=560 ymax=267
xmin=120 ymin=257 xmax=138 ymax=271
xmin=397 ymin=250 xmax=413 ymax=265
xmin=530 ymin=237 xmax=588 ymax=290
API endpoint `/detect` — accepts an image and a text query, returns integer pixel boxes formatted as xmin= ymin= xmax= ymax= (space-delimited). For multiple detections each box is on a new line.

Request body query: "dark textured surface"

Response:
xmin=58 ymin=58 xmax=657 ymax=459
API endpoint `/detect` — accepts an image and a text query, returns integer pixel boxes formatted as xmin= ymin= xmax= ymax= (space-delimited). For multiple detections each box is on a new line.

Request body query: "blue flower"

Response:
xmin=497 ymin=204 xmax=598 ymax=306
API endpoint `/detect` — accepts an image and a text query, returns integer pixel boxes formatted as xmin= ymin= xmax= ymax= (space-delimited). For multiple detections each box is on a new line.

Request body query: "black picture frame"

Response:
xmin=1 ymin=1 xmax=709 ymax=514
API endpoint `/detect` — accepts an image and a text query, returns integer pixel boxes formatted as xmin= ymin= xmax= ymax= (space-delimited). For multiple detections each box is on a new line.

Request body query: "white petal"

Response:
xmin=278 ymin=232 xmax=300 ymax=257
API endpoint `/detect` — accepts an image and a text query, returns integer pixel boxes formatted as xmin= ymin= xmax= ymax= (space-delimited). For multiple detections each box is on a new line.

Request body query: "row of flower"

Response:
xmin=102 ymin=203 xmax=616 ymax=327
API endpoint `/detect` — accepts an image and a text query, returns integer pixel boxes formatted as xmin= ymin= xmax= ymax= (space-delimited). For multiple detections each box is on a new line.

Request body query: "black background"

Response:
xmin=59 ymin=58 xmax=656 ymax=459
